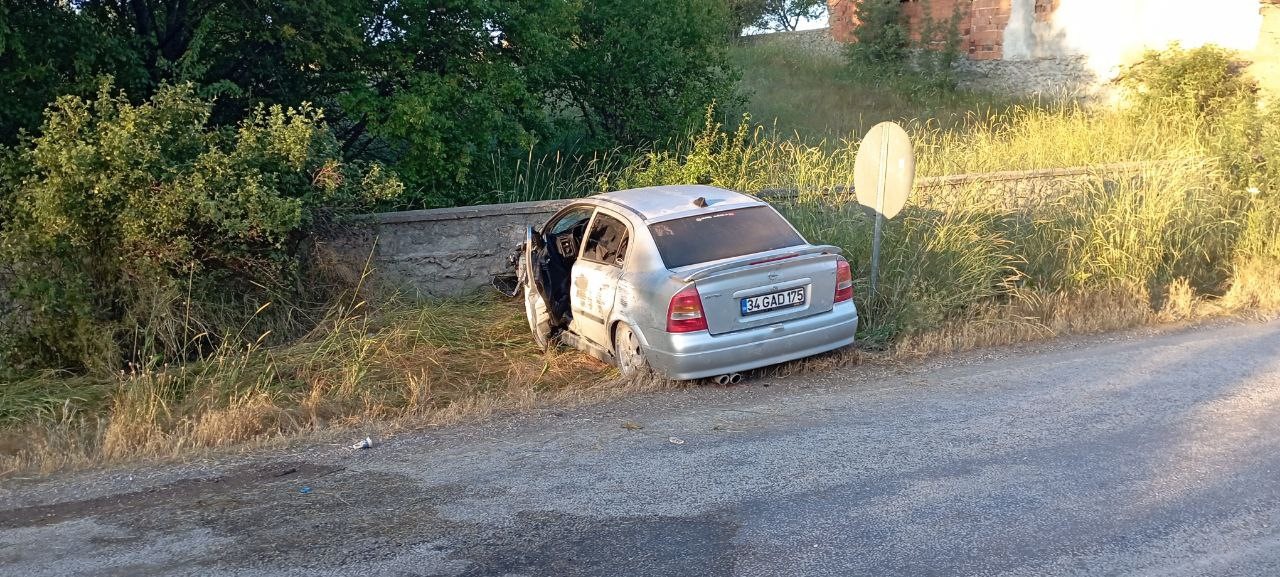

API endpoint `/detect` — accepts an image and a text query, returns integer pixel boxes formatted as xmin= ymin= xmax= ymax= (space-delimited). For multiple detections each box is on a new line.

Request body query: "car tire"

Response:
xmin=613 ymin=323 xmax=650 ymax=377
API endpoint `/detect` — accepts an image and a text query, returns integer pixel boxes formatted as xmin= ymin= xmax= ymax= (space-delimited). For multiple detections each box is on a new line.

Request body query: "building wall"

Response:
xmin=828 ymin=0 xmax=859 ymax=43
xmin=831 ymin=0 xmax=1266 ymax=67
xmin=829 ymin=0 xmax=1055 ymax=60
xmin=829 ymin=0 xmax=1279 ymax=97
xmin=1249 ymin=1 xmax=1280 ymax=96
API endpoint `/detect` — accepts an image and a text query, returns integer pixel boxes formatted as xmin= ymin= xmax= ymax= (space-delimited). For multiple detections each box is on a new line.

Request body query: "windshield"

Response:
xmin=647 ymin=206 xmax=805 ymax=269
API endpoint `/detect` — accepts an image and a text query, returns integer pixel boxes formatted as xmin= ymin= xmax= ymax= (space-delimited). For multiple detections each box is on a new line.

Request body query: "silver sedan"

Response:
xmin=518 ymin=185 xmax=858 ymax=381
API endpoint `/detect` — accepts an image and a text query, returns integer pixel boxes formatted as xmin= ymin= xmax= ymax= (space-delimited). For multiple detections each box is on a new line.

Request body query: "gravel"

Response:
xmin=2 ymin=319 xmax=1278 ymax=576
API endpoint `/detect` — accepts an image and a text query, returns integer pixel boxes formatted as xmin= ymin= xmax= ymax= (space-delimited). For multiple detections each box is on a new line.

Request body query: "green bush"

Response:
xmin=1117 ymin=44 xmax=1265 ymax=190
xmin=844 ymin=0 xmax=910 ymax=71
xmin=0 ymin=83 xmax=401 ymax=373
xmin=843 ymin=0 xmax=964 ymax=97
xmin=1117 ymin=44 xmax=1256 ymax=119
xmin=913 ymin=0 xmax=966 ymax=94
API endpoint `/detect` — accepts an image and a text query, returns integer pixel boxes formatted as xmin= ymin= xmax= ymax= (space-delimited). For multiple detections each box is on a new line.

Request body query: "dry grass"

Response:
xmin=0 ymin=295 xmax=657 ymax=476
xmin=1222 ymin=259 xmax=1280 ymax=314
xmin=893 ymin=286 xmax=1156 ymax=357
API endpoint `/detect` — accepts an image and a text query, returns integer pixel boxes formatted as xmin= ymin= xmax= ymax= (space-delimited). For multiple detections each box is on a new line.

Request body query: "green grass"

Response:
xmin=775 ymin=159 xmax=1270 ymax=347
xmin=729 ymin=38 xmax=1020 ymax=141
xmin=613 ymin=40 xmax=1280 ymax=349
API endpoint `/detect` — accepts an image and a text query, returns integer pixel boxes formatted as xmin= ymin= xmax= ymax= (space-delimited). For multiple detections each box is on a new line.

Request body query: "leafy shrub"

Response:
xmin=1117 ymin=45 xmax=1265 ymax=190
xmin=913 ymin=0 xmax=966 ymax=94
xmin=2 ymin=1 xmax=743 ymax=209
xmin=844 ymin=0 xmax=910 ymax=71
xmin=844 ymin=0 xmax=964 ymax=96
xmin=609 ymin=107 xmax=768 ymax=192
xmin=0 ymin=83 xmax=402 ymax=373
xmin=1117 ymin=44 xmax=1256 ymax=120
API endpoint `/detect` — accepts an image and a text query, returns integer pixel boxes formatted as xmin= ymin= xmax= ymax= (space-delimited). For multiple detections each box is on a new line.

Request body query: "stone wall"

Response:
xmin=745 ymin=25 xmax=1098 ymax=99
xmin=955 ymin=55 xmax=1100 ymax=98
xmin=319 ymin=200 xmax=570 ymax=298
xmin=739 ymin=28 xmax=844 ymax=57
xmin=322 ymin=163 xmax=1157 ymax=299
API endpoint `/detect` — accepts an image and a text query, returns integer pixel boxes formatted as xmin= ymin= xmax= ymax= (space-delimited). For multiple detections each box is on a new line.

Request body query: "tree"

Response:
xmin=9 ymin=1 xmax=579 ymax=207
xmin=0 ymin=1 xmax=744 ymax=208
xmin=758 ymin=0 xmax=826 ymax=32
xmin=727 ymin=0 xmax=768 ymax=37
xmin=0 ymin=1 xmax=144 ymax=144
xmin=557 ymin=0 xmax=741 ymax=147
xmin=337 ymin=0 xmax=580 ymax=206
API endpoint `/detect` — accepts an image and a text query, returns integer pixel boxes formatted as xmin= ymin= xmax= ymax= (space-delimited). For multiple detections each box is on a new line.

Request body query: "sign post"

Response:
xmin=853 ymin=122 xmax=915 ymax=299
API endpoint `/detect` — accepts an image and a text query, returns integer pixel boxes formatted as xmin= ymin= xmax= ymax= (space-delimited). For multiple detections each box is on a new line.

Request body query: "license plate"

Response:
xmin=741 ymin=287 xmax=807 ymax=316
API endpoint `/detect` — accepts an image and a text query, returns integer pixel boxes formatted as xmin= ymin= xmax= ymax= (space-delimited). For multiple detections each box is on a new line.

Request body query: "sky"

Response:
xmin=743 ymin=12 xmax=829 ymax=35
xmin=796 ymin=14 xmax=830 ymax=31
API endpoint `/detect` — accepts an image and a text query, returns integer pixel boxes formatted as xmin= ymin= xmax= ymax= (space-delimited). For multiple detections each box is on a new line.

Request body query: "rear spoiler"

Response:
xmin=677 ymin=245 xmax=844 ymax=283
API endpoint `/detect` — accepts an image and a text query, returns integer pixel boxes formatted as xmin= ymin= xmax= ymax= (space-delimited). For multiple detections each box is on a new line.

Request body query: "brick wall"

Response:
xmin=829 ymin=0 xmax=1056 ymax=60
xmin=829 ymin=0 xmax=859 ymax=42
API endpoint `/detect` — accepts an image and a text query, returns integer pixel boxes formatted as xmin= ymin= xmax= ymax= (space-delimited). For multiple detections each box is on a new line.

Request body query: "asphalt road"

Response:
xmin=2 ymin=319 xmax=1279 ymax=577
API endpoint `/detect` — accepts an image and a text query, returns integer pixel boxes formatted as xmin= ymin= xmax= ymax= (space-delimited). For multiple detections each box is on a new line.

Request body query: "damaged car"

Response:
xmin=517 ymin=185 xmax=858 ymax=382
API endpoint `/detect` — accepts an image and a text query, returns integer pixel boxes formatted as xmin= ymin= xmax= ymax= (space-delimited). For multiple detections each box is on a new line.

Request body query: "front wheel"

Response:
xmin=613 ymin=323 xmax=650 ymax=377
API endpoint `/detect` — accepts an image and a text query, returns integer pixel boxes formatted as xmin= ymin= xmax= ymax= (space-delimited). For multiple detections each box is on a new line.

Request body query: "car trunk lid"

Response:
xmin=677 ymin=245 xmax=842 ymax=336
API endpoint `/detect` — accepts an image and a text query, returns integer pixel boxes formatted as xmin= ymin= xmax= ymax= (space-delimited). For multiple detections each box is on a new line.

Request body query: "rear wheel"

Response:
xmin=613 ymin=324 xmax=649 ymax=376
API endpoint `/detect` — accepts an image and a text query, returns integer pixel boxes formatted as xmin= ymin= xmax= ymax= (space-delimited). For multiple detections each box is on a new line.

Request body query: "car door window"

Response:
xmin=545 ymin=206 xmax=595 ymax=260
xmin=548 ymin=207 xmax=594 ymax=235
xmin=581 ymin=213 xmax=630 ymax=267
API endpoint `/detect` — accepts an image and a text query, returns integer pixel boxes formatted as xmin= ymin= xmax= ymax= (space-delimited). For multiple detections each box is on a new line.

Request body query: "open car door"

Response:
xmin=521 ymin=226 xmax=553 ymax=350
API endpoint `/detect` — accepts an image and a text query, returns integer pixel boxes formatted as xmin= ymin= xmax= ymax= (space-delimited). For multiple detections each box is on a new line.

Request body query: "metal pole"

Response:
xmin=870 ymin=212 xmax=883 ymax=296
xmin=869 ymin=125 xmax=891 ymax=298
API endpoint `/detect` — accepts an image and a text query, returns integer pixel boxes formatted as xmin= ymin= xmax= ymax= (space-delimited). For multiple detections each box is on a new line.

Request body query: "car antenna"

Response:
xmin=692 ymin=196 xmax=708 ymax=208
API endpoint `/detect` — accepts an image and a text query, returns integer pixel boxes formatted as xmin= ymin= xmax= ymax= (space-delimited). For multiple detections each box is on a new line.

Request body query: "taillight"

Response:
xmin=835 ymin=258 xmax=853 ymax=303
xmin=666 ymin=285 xmax=708 ymax=333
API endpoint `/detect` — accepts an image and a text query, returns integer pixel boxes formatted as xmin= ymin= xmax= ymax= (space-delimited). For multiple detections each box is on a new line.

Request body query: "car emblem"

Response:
xmin=768 ymin=272 xmax=781 ymax=280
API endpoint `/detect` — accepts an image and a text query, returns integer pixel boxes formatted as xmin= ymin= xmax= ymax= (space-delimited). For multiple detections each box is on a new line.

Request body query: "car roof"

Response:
xmin=590 ymin=185 xmax=767 ymax=223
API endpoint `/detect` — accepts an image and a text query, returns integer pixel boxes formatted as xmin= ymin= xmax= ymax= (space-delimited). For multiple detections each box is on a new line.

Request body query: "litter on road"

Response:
xmin=350 ymin=437 xmax=374 ymax=450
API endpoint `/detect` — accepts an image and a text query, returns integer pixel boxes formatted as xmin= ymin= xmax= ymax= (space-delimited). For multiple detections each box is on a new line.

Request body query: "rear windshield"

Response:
xmin=648 ymin=206 xmax=805 ymax=269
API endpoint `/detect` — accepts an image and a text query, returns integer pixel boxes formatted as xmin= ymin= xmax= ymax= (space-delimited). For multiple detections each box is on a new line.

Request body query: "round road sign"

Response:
xmin=854 ymin=121 xmax=915 ymax=220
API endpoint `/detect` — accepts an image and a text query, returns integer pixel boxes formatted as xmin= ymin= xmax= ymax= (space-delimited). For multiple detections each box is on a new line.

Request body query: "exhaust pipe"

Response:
xmin=712 ymin=373 xmax=743 ymax=386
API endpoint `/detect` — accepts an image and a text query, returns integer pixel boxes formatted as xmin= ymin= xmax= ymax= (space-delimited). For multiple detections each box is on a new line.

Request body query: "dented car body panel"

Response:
xmin=519 ymin=185 xmax=858 ymax=380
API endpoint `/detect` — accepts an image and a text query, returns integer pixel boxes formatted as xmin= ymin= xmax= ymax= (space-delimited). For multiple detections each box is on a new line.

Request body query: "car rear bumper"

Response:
xmin=643 ymin=301 xmax=858 ymax=380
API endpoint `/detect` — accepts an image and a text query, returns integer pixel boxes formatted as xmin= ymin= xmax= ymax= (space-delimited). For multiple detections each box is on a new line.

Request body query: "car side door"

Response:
xmin=570 ymin=210 xmax=631 ymax=350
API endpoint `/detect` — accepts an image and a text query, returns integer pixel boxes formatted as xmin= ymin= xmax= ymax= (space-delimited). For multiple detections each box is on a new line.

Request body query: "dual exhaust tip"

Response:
xmin=711 ymin=372 xmax=743 ymax=386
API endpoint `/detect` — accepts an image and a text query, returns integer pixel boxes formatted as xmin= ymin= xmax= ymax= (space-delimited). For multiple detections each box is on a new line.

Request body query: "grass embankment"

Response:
xmin=0 ymin=295 xmax=633 ymax=474
xmin=730 ymin=36 xmax=1015 ymax=140
xmin=4 ymin=41 xmax=1279 ymax=477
